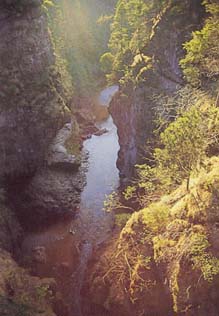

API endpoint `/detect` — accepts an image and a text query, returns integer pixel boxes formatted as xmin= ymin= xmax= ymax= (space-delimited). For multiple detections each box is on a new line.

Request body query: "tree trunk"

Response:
xmin=187 ymin=176 xmax=190 ymax=191
xmin=215 ymin=90 xmax=219 ymax=107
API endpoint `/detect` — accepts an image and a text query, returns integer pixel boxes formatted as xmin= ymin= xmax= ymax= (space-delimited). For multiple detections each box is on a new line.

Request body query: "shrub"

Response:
xmin=100 ymin=52 xmax=114 ymax=74
xmin=180 ymin=1 xmax=219 ymax=86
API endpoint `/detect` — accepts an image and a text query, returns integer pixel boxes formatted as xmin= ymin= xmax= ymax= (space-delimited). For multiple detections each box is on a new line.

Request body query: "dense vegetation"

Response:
xmin=100 ymin=0 xmax=177 ymax=85
xmin=116 ymin=0 xmax=218 ymax=202
xmin=48 ymin=0 xmax=116 ymax=99
xmin=98 ymin=1 xmax=219 ymax=314
xmin=180 ymin=1 xmax=219 ymax=88
xmin=1 ymin=0 xmax=219 ymax=315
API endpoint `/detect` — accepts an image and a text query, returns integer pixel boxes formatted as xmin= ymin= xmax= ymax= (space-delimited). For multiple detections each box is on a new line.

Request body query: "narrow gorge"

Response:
xmin=0 ymin=1 xmax=219 ymax=316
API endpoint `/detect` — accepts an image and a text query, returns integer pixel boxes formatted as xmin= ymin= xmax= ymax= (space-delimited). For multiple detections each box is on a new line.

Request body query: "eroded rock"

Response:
xmin=47 ymin=122 xmax=80 ymax=171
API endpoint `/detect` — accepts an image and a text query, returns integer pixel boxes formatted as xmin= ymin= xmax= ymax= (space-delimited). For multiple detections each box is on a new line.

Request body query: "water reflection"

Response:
xmin=98 ymin=85 xmax=119 ymax=106
xmin=79 ymin=114 xmax=119 ymax=244
xmin=21 ymin=86 xmax=120 ymax=316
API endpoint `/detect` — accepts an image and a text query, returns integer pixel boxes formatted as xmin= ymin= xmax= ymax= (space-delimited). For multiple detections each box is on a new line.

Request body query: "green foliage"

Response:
xmin=123 ymin=164 xmax=160 ymax=207
xmin=48 ymin=0 xmax=116 ymax=97
xmin=121 ymin=90 xmax=219 ymax=215
xmin=100 ymin=52 xmax=114 ymax=74
xmin=114 ymin=163 xmax=219 ymax=308
xmin=104 ymin=191 xmax=134 ymax=213
xmin=102 ymin=0 xmax=171 ymax=85
xmin=102 ymin=0 xmax=153 ymax=84
xmin=180 ymin=1 xmax=219 ymax=86
xmin=43 ymin=0 xmax=53 ymax=6
xmin=104 ymin=192 xmax=120 ymax=212
xmin=0 ymin=296 xmax=35 ymax=316
xmin=109 ymin=0 xmax=150 ymax=53
xmin=137 ymin=159 xmax=219 ymax=310
xmin=115 ymin=213 xmax=131 ymax=228
xmin=155 ymin=101 xmax=219 ymax=187
xmin=153 ymin=236 xmax=176 ymax=263
xmin=102 ymin=115 xmax=219 ymax=313
xmin=154 ymin=107 xmax=207 ymax=187
xmin=141 ymin=202 xmax=169 ymax=234
xmin=100 ymin=1 xmax=219 ymax=311
xmin=187 ymin=232 xmax=219 ymax=281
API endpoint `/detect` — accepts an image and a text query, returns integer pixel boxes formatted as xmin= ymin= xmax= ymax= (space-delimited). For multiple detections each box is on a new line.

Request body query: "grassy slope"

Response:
xmin=85 ymin=157 xmax=219 ymax=315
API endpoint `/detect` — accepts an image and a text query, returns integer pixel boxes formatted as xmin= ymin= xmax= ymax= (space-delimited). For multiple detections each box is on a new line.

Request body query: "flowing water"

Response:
xmin=79 ymin=114 xmax=120 ymax=245
xmin=21 ymin=86 xmax=120 ymax=316
xmin=70 ymin=89 xmax=120 ymax=315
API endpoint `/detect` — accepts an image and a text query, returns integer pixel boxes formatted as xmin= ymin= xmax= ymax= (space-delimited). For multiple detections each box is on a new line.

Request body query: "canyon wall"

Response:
xmin=0 ymin=1 xmax=85 ymax=314
xmin=110 ymin=0 xmax=204 ymax=180
xmin=0 ymin=0 xmax=84 ymax=227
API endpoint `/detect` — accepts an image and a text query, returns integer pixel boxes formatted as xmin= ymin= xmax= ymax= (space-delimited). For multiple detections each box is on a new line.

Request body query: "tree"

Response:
xmin=154 ymin=107 xmax=207 ymax=190
xmin=105 ymin=0 xmax=155 ymax=84
xmin=180 ymin=1 xmax=219 ymax=87
xmin=100 ymin=52 xmax=114 ymax=74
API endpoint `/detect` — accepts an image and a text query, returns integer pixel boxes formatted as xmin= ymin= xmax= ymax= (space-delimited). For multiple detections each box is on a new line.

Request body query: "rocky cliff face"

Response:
xmin=0 ymin=248 xmax=58 ymax=316
xmin=0 ymin=1 xmax=85 ymax=314
xmin=0 ymin=0 xmax=68 ymax=178
xmin=110 ymin=0 xmax=204 ymax=180
xmin=0 ymin=0 xmax=84 ymax=226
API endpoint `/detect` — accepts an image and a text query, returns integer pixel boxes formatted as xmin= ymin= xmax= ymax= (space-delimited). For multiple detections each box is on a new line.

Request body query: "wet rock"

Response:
xmin=32 ymin=246 xmax=47 ymax=264
xmin=59 ymin=262 xmax=71 ymax=274
xmin=0 ymin=249 xmax=57 ymax=316
xmin=8 ymin=165 xmax=85 ymax=228
xmin=4 ymin=110 xmax=84 ymax=228
xmin=75 ymin=109 xmax=100 ymax=141
xmin=1 ymin=0 xmax=43 ymax=7
xmin=94 ymin=128 xmax=108 ymax=136
xmin=0 ymin=192 xmax=22 ymax=253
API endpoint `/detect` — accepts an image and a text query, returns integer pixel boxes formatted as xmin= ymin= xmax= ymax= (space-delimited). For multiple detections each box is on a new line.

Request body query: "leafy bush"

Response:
xmin=154 ymin=107 xmax=207 ymax=189
xmin=180 ymin=1 xmax=219 ymax=86
xmin=48 ymin=0 xmax=116 ymax=97
xmin=103 ymin=0 xmax=162 ymax=84
xmin=115 ymin=213 xmax=131 ymax=228
xmin=123 ymin=92 xmax=219 ymax=210
xmin=100 ymin=52 xmax=114 ymax=74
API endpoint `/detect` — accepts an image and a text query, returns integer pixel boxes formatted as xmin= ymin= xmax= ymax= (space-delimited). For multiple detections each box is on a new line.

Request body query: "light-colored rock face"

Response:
xmin=98 ymin=85 xmax=119 ymax=106
xmin=110 ymin=90 xmax=153 ymax=181
xmin=47 ymin=122 xmax=80 ymax=171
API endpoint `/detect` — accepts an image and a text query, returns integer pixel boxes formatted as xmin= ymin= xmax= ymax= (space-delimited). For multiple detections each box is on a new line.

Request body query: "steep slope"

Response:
xmin=0 ymin=1 xmax=83 ymax=314
xmin=83 ymin=2 xmax=219 ymax=315
xmin=83 ymin=157 xmax=219 ymax=316
xmin=0 ymin=0 xmax=69 ymax=179
xmin=108 ymin=0 xmax=204 ymax=179
xmin=0 ymin=248 xmax=57 ymax=316
xmin=0 ymin=0 xmax=84 ymax=227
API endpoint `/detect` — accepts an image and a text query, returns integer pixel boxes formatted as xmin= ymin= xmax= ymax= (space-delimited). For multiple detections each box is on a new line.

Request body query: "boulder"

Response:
xmin=47 ymin=122 xmax=80 ymax=171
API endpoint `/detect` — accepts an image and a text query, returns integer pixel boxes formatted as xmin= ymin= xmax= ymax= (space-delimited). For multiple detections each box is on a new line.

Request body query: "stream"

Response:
xmin=21 ymin=85 xmax=119 ymax=316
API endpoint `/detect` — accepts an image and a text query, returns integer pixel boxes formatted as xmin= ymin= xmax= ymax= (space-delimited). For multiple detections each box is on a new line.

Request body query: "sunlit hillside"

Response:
xmin=0 ymin=0 xmax=218 ymax=316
